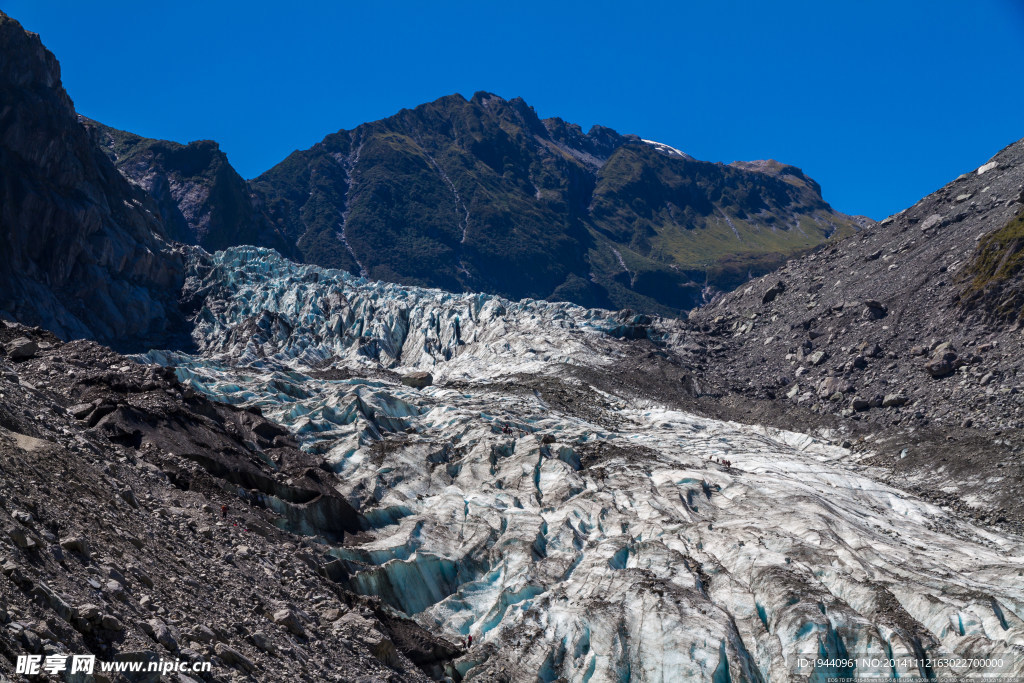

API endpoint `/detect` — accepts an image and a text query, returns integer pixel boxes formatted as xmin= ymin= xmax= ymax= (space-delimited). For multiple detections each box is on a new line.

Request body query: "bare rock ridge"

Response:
xmin=0 ymin=13 xmax=185 ymax=349
xmin=82 ymin=120 xmax=295 ymax=258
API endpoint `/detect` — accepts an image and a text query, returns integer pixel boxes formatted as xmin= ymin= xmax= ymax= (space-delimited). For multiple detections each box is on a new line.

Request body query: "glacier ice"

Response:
xmin=143 ymin=247 xmax=1024 ymax=681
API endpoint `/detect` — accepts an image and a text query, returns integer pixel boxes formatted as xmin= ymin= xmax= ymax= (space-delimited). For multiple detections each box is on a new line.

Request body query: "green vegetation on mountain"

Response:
xmin=962 ymin=211 xmax=1024 ymax=321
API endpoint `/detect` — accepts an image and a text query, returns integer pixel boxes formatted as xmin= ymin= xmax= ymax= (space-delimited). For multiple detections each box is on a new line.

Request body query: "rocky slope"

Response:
xmin=95 ymin=92 xmax=868 ymax=316
xmin=115 ymin=246 xmax=1024 ymax=682
xmin=0 ymin=321 xmax=461 ymax=681
xmin=84 ymin=120 xmax=294 ymax=258
xmin=0 ymin=12 xmax=184 ymax=349
xmin=686 ymin=137 xmax=1024 ymax=537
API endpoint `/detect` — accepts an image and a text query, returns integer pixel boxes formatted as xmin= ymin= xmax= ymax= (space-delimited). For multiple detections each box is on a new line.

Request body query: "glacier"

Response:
xmin=143 ymin=247 xmax=1024 ymax=681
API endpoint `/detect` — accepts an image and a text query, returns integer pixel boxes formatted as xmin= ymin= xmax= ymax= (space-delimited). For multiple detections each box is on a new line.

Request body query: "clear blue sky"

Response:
xmin=6 ymin=0 xmax=1024 ymax=219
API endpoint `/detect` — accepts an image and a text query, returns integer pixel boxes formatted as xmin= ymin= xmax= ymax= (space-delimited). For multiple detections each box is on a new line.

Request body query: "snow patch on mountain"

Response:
xmin=642 ymin=139 xmax=692 ymax=160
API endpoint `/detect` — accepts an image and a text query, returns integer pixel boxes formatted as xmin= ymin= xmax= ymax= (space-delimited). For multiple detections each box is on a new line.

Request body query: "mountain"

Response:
xmin=98 ymin=92 xmax=868 ymax=315
xmin=253 ymin=92 xmax=870 ymax=314
xmin=0 ymin=13 xmax=183 ymax=348
xmin=85 ymin=119 xmax=295 ymax=257
xmin=6 ymin=8 xmax=1024 ymax=681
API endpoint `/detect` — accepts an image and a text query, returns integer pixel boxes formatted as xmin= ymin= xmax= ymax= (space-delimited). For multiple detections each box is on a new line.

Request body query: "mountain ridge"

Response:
xmin=93 ymin=90 xmax=869 ymax=316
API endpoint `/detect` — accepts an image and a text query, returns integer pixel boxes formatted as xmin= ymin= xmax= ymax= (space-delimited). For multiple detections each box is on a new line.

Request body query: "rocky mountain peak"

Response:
xmin=0 ymin=13 xmax=68 ymax=104
xmin=84 ymin=118 xmax=292 ymax=256
xmin=729 ymin=158 xmax=820 ymax=193
xmin=0 ymin=11 xmax=184 ymax=348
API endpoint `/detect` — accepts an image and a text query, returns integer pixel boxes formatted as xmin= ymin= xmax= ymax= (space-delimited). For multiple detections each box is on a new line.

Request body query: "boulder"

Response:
xmin=140 ymin=618 xmax=178 ymax=651
xmin=925 ymin=349 xmax=959 ymax=378
xmin=807 ymin=350 xmax=828 ymax=366
xmin=60 ymin=536 xmax=91 ymax=559
xmin=68 ymin=403 xmax=95 ymax=420
xmin=335 ymin=612 xmax=400 ymax=668
xmin=321 ymin=608 xmax=344 ymax=622
xmin=882 ymin=394 xmax=908 ymax=408
xmin=99 ymin=614 xmax=124 ymax=632
xmin=862 ymin=301 xmax=888 ymax=320
xmin=401 ymin=371 xmax=433 ymax=389
xmin=190 ymin=625 xmax=216 ymax=644
xmin=76 ymin=604 xmax=102 ymax=623
xmin=249 ymin=631 xmax=277 ymax=655
xmin=816 ymin=377 xmax=850 ymax=398
xmin=216 ymin=643 xmax=256 ymax=673
xmin=272 ymin=608 xmax=305 ymax=637
xmin=7 ymin=526 xmax=36 ymax=549
xmin=861 ymin=342 xmax=883 ymax=358
xmin=6 ymin=338 xmax=38 ymax=361
xmin=920 ymin=214 xmax=943 ymax=232
xmin=761 ymin=281 xmax=786 ymax=304
xmin=104 ymin=579 xmax=127 ymax=601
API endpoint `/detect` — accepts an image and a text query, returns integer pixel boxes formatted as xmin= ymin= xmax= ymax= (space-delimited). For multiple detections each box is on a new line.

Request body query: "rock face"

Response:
xmin=84 ymin=119 xmax=294 ymax=256
xmin=0 ymin=12 xmax=184 ymax=348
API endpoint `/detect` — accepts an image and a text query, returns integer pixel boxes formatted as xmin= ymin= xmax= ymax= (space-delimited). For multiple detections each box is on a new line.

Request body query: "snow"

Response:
xmin=641 ymin=139 xmax=693 ymax=160
xmin=143 ymin=246 xmax=1024 ymax=681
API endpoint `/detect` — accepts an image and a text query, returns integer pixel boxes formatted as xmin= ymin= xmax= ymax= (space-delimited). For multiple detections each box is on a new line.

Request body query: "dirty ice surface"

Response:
xmin=145 ymin=248 xmax=1024 ymax=681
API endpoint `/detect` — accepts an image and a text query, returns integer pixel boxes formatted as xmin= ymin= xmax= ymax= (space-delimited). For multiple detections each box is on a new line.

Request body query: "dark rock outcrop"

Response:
xmin=401 ymin=371 xmax=433 ymax=389
xmin=0 ymin=12 xmax=184 ymax=349
xmin=84 ymin=120 xmax=295 ymax=257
